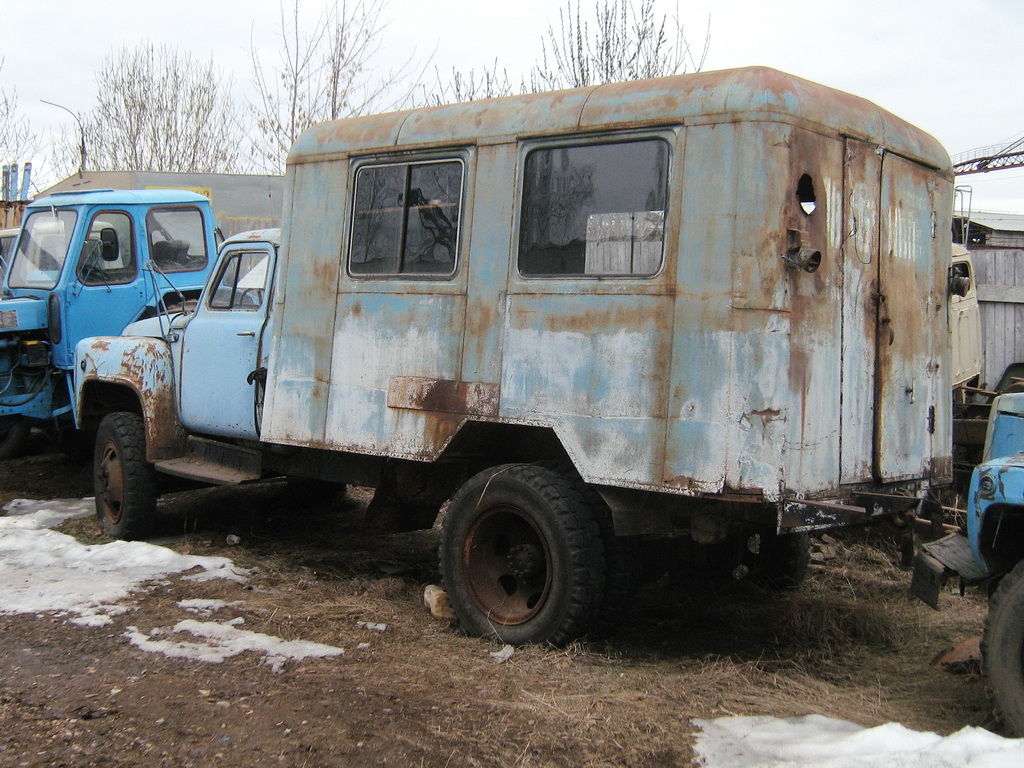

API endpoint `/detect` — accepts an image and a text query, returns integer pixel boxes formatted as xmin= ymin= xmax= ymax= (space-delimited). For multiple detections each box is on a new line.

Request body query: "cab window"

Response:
xmin=78 ymin=211 xmax=136 ymax=285
xmin=147 ymin=206 xmax=209 ymax=273
xmin=209 ymin=249 xmax=270 ymax=310
xmin=518 ymin=139 xmax=669 ymax=277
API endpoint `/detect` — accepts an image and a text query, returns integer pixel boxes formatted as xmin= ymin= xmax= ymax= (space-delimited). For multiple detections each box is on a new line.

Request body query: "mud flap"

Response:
xmin=912 ymin=550 xmax=950 ymax=610
xmin=912 ymin=533 xmax=990 ymax=609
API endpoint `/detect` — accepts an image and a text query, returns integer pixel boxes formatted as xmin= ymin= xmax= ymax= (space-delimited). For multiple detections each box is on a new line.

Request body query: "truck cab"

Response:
xmin=0 ymin=189 xmax=218 ymax=457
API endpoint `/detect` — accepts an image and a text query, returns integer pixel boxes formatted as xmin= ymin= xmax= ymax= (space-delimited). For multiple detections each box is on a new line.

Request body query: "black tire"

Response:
xmin=439 ymin=464 xmax=606 ymax=646
xmin=753 ymin=531 xmax=811 ymax=590
xmin=94 ymin=412 xmax=158 ymax=540
xmin=0 ymin=417 xmax=30 ymax=460
xmin=984 ymin=559 xmax=1024 ymax=736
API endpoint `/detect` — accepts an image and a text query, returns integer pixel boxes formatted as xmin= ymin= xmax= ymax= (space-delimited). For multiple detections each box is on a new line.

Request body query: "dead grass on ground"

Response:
xmin=48 ymin=482 xmax=999 ymax=766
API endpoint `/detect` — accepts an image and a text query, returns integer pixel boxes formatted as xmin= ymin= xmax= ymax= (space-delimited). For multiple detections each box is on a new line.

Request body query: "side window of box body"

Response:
xmin=517 ymin=137 xmax=671 ymax=278
xmin=348 ymin=158 xmax=465 ymax=278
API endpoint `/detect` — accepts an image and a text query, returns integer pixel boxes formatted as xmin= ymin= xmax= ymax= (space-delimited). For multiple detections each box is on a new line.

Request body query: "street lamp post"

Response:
xmin=41 ymin=100 xmax=87 ymax=176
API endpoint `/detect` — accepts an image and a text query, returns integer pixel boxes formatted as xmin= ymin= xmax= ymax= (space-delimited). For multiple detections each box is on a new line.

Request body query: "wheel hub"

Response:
xmin=507 ymin=543 xmax=542 ymax=579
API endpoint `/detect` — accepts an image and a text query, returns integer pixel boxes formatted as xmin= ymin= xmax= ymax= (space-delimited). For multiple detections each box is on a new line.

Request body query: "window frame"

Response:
xmin=6 ymin=208 xmax=79 ymax=290
xmin=346 ymin=154 xmax=467 ymax=280
xmin=76 ymin=209 xmax=138 ymax=287
xmin=145 ymin=204 xmax=210 ymax=274
xmin=516 ymin=133 xmax=673 ymax=280
xmin=206 ymin=247 xmax=272 ymax=312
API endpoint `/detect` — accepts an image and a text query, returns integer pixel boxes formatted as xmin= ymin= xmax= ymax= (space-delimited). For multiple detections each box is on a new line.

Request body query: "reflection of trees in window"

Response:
xmin=350 ymin=159 xmax=462 ymax=276
xmin=519 ymin=139 xmax=669 ymax=276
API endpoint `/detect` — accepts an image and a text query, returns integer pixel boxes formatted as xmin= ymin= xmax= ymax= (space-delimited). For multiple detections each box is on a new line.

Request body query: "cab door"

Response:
xmin=178 ymin=240 xmax=276 ymax=439
xmin=58 ymin=210 xmax=144 ymax=368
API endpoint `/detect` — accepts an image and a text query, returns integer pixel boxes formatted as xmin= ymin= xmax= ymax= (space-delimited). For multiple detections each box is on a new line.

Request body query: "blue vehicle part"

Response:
xmin=0 ymin=188 xmax=217 ymax=455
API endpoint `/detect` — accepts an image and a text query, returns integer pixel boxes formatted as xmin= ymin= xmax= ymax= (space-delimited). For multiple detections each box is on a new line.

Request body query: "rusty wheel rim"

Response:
xmin=463 ymin=505 xmax=552 ymax=625
xmin=97 ymin=439 xmax=125 ymax=524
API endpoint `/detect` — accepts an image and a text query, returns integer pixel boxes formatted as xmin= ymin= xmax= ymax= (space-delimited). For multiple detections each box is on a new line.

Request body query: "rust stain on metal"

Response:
xmin=387 ymin=376 xmax=499 ymax=418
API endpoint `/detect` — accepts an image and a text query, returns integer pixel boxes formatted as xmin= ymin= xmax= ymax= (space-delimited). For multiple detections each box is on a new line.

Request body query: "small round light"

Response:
xmin=979 ymin=474 xmax=997 ymax=498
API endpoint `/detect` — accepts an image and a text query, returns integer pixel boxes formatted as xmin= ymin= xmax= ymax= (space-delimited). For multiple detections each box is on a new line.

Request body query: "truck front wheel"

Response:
xmin=94 ymin=412 xmax=158 ymax=540
xmin=985 ymin=559 xmax=1024 ymax=736
xmin=440 ymin=464 xmax=606 ymax=646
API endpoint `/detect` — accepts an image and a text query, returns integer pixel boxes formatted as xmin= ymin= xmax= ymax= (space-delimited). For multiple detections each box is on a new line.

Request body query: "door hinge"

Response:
xmin=927 ymin=405 xmax=936 ymax=435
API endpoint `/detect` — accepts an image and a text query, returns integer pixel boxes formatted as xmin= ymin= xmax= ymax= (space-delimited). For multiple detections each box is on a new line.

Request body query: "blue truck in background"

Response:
xmin=914 ymin=392 xmax=1024 ymax=736
xmin=0 ymin=188 xmax=218 ymax=457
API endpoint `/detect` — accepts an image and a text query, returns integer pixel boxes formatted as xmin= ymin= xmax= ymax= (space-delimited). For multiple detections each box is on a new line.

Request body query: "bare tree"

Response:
xmin=51 ymin=45 xmax=247 ymax=178
xmin=0 ymin=60 xmax=35 ymax=167
xmin=425 ymin=0 xmax=709 ymax=107
xmin=424 ymin=60 xmax=519 ymax=107
xmin=530 ymin=0 xmax=709 ymax=91
xmin=249 ymin=0 xmax=422 ymax=173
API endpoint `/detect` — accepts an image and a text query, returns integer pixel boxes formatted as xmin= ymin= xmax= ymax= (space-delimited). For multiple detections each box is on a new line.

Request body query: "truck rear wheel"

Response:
xmin=94 ymin=412 xmax=158 ymax=540
xmin=0 ymin=417 xmax=30 ymax=460
xmin=439 ymin=464 xmax=605 ymax=646
xmin=985 ymin=559 xmax=1024 ymax=736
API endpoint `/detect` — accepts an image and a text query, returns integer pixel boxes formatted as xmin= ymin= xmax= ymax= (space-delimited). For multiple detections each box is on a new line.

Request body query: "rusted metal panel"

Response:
xmin=76 ymin=336 xmax=185 ymax=461
xmin=288 ymin=68 xmax=950 ymax=175
xmin=840 ymin=139 xmax=882 ymax=483
xmin=268 ymin=68 xmax=952 ymax=510
xmin=876 ymin=154 xmax=953 ymax=482
xmin=321 ymin=290 xmax=468 ymax=459
xmin=261 ymin=161 xmax=346 ymax=447
xmin=387 ymin=377 xmax=499 ymax=417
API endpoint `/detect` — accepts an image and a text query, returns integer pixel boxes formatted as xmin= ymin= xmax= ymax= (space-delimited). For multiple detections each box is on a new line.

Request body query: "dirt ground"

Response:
xmin=0 ymin=439 xmax=998 ymax=768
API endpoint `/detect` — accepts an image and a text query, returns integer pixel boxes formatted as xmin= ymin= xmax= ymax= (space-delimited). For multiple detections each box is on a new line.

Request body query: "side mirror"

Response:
xmin=100 ymin=229 xmax=119 ymax=262
xmin=949 ymin=265 xmax=972 ymax=297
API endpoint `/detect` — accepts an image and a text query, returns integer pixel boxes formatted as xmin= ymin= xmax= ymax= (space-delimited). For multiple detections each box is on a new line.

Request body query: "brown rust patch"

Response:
xmin=387 ymin=376 xmax=499 ymax=418
xmin=533 ymin=302 xmax=672 ymax=334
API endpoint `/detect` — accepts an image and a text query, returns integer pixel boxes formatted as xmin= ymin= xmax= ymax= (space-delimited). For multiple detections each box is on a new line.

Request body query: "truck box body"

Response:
xmin=261 ymin=66 xmax=953 ymax=509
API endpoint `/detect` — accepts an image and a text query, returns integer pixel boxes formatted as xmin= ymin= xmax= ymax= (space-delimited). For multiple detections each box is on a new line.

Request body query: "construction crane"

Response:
xmin=953 ymin=135 xmax=1024 ymax=175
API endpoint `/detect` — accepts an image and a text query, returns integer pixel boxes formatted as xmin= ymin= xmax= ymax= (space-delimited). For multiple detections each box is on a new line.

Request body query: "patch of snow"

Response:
xmin=693 ymin=714 xmax=1024 ymax=768
xmin=126 ymin=620 xmax=344 ymax=672
xmin=0 ymin=498 xmax=247 ymax=626
xmin=2 ymin=497 xmax=93 ymax=528
xmin=177 ymin=598 xmax=246 ymax=617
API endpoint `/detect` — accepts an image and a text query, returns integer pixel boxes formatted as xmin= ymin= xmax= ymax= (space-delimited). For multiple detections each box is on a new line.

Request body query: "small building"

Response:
xmin=39 ymin=171 xmax=284 ymax=239
xmin=955 ymin=211 xmax=1024 ymax=249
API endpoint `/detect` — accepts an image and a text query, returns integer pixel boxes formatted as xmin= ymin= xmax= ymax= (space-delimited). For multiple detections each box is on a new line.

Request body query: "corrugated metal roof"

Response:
xmin=959 ymin=211 xmax=1024 ymax=232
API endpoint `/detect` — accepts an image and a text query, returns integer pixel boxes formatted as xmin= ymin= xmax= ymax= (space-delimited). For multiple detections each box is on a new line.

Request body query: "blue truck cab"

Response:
xmin=914 ymin=392 xmax=1024 ymax=735
xmin=0 ymin=188 xmax=217 ymax=457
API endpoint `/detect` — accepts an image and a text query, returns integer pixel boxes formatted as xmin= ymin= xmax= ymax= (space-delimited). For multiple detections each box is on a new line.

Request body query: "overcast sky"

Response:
xmin=3 ymin=0 xmax=1023 ymax=210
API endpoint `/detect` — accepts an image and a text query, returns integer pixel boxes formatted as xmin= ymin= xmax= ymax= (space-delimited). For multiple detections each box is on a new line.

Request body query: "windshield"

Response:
xmin=7 ymin=209 xmax=78 ymax=290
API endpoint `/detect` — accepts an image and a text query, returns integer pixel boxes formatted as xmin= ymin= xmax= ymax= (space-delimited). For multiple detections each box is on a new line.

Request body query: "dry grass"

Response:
xmin=47 ymin=483 xmax=999 ymax=766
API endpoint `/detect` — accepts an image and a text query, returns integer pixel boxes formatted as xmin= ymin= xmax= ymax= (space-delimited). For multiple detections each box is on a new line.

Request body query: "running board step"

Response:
xmin=154 ymin=436 xmax=262 ymax=485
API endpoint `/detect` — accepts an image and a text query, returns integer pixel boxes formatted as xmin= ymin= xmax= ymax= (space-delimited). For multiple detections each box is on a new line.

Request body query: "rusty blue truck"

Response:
xmin=74 ymin=66 xmax=955 ymax=646
xmin=0 ymin=189 xmax=218 ymax=457
xmin=914 ymin=392 xmax=1024 ymax=736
